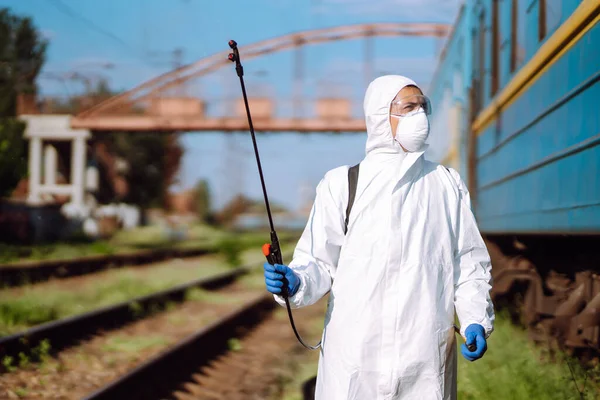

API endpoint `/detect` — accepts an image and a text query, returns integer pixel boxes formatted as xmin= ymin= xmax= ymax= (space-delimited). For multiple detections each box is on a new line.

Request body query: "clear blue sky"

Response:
xmin=2 ymin=0 xmax=462 ymax=212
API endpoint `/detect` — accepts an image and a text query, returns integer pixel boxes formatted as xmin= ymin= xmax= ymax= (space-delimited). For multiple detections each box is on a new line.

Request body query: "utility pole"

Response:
xmin=172 ymin=47 xmax=186 ymax=97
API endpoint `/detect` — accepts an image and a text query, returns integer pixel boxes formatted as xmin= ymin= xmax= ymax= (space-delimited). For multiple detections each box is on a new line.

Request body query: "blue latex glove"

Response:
xmin=461 ymin=324 xmax=487 ymax=361
xmin=263 ymin=262 xmax=300 ymax=296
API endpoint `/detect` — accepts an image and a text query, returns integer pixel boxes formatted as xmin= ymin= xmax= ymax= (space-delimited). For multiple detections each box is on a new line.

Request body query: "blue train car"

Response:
xmin=428 ymin=0 xmax=600 ymax=354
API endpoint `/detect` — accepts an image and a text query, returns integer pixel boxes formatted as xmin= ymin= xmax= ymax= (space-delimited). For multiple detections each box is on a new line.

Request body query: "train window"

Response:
xmin=491 ymin=0 xmax=500 ymax=96
xmin=510 ymin=0 xmax=528 ymax=72
xmin=539 ymin=0 xmax=563 ymax=40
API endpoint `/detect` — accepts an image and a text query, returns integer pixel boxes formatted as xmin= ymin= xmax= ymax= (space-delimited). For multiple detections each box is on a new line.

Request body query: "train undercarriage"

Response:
xmin=486 ymin=234 xmax=600 ymax=362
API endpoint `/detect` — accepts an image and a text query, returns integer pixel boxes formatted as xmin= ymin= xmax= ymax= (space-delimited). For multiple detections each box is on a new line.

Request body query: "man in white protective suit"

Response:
xmin=263 ymin=75 xmax=495 ymax=400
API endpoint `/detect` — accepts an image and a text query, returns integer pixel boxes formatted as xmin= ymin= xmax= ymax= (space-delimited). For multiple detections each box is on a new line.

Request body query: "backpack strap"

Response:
xmin=344 ymin=163 xmax=360 ymax=234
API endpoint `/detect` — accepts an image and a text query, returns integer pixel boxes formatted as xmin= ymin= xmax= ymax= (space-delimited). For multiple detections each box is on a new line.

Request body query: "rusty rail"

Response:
xmin=0 ymin=235 xmax=299 ymax=288
xmin=82 ymin=294 xmax=276 ymax=400
xmin=0 ymin=247 xmax=213 ymax=288
xmin=0 ymin=267 xmax=248 ymax=366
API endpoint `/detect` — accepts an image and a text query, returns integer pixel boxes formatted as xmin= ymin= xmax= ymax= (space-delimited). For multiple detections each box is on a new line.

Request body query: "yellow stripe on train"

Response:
xmin=472 ymin=0 xmax=600 ymax=136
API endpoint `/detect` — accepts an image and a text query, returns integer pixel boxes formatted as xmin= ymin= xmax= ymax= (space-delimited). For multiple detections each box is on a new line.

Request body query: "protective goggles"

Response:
xmin=390 ymin=94 xmax=432 ymax=117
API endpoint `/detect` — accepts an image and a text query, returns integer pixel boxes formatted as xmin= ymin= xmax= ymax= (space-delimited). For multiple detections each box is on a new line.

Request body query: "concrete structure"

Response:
xmin=20 ymin=115 xmax=91 ymax=210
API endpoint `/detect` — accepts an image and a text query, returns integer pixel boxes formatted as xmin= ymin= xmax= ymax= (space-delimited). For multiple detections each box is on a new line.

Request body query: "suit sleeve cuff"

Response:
xmin=460 ymin=320 xmax=494 ymax=339
xmin=273 ymin=273 xmax=307 ymax=309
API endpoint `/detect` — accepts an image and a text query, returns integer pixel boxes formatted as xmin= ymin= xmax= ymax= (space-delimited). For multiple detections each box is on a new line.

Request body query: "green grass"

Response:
xmin=0 ymin=225 xmax=300 ymax=265
xmin=0 ymin=247 xmax=268 ymax=335
xmin=0 ymin=224 xmax=223 ymax=264
xmin=457 ymin=311 xmax=600 ymax=400
xmin=0 ymin=241 xmax=298 ymax=336
xmin=102 ymin=334 xmax=168 ymax=354
xmin=13 ymin=387 xmax=28 ymax=398
xmin=0 ymin=270 xmax=196 ymax=335
xmin=239 ymin=271 xmax=267 ymax=290
xmin=184 ymin=288 xmax=240 ymax=304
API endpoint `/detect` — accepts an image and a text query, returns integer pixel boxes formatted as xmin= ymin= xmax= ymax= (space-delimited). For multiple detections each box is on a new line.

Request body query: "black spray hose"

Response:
xmin=228 ymin=40 xmax=321 ymax=351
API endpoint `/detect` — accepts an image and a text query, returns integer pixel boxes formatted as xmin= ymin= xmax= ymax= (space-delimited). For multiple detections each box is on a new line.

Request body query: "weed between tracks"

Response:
xmin=0 ymin=259 xmax=223 ymax=336
xmin=185 ymin=287 xmax=241 ymax=304
xmin=102 ymin=335 xmax=168 ymax=354
xmin=0 ymin=225 xmax=298 ymax=265
xmin=0 ymin=224 xmax=222 ymax=265
xmin=0 ymin=244 xmax=295 ymax=336
xmin=0 ymin=285 xmax=267 ymax=398
xmin=2 ymin=338 xmax=52 ymax=383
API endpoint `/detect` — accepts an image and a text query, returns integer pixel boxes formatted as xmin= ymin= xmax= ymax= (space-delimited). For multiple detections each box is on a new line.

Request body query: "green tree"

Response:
xmin=0 ymin=8 xmax=47 ymax=116
xmin=0 ymin=119 xmax=26 ymax=197
xmin=97 ymin=131 xmax=184 ymax=209
xmin=0 ymin=8 xmax=47 ymax=198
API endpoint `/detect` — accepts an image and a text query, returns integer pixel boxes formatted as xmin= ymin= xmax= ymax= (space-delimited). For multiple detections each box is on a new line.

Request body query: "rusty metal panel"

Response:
xmin=235 ymin=98 xmax=273 ymax=120
xmin=315 ymin=98 xmax=351 ymax=120
xmin=150 ymin=98 xmax=205 ymax=117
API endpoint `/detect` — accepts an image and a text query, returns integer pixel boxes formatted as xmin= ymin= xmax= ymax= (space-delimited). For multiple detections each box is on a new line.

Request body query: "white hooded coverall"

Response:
xmin=275 ymin=75 xmax=495 ymax=400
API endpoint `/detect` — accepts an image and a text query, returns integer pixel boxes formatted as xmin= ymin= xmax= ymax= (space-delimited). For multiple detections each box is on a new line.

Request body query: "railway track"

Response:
xmin=0 ymin=267 xmax=247 ymax=366
xmin=82 ymin=294 xmax=289 ymax=400
xmin=0 ymin=261 xmax=320 ymax=399
xmin=0 ymin=235 xmax=299 ymax=288
xmin=0 ymin=247 xmax=214 ymax=288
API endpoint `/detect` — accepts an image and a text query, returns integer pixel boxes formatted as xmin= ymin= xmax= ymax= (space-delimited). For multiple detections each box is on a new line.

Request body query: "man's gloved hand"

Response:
xmin=461 ymin=324 xmax=487 ymax=362
xmin=263 ymin=262 xmax=300 ymax=296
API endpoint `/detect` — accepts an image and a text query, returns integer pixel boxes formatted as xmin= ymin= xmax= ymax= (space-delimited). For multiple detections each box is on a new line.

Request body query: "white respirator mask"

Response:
xmin=390 ymin=94 xmax=432 ymax=152
xmin=391 ymin=111 xmax=430 ymax=152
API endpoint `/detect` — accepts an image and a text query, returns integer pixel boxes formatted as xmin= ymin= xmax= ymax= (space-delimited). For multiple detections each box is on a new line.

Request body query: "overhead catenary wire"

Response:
xmin=46 ymin=0 xmax=155 ymax=67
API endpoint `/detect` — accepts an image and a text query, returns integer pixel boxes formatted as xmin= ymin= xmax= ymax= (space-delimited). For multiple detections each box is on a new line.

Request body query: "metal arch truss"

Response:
xmin=76 ymin=23 xmax=451 ymax=119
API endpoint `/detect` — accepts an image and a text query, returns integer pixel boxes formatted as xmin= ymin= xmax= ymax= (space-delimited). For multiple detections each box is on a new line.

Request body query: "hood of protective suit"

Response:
xmin=363 ymin=75 xmax=429 ymax=156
